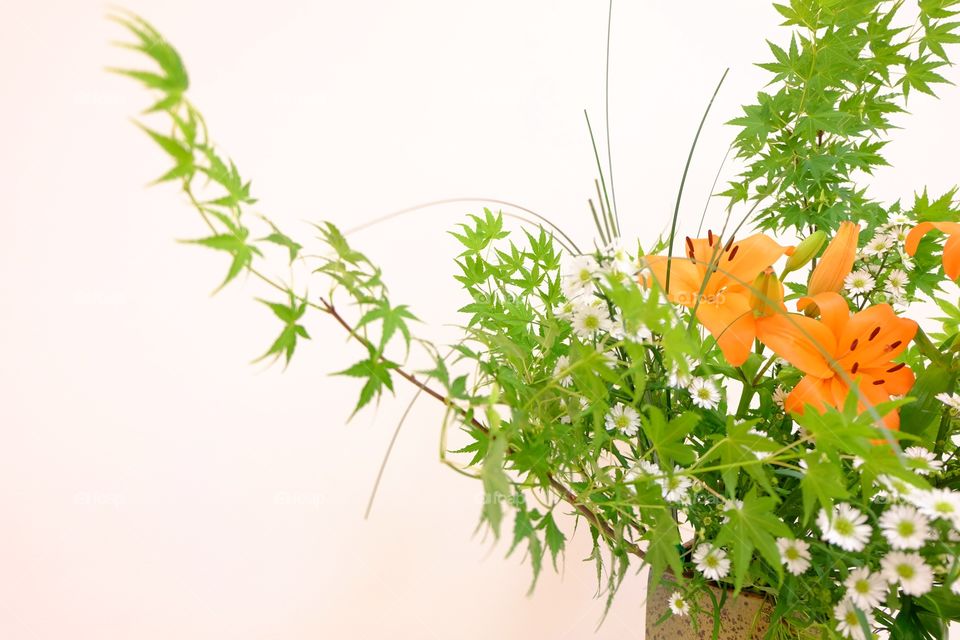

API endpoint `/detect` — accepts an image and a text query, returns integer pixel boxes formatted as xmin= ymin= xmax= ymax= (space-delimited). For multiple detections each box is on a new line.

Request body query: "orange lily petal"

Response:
xmin=756 ymin=313 xmax=836 ymax=378
xmin=784 ymin=376 xmax=833 ymax=415
xmin=862 ymin=362 xmax=915 ymax=396
xmin=797 ymin=292 xmax=849 ymax=336
xmin=642 ymin=256 xmax=703 ymax=306
xmin=943 ymin=233 xmax=960 ymax=281
xmin=852 ymin=373 xmax=901 ymax=431
xmin=695 ymin=291 xmax=756 ymax=366
xmin=818 ymin=375 xmax=901 ymax=431
xmin=905 ymin=222 xmax=935 ymax=256
xmin=686 ymin=236 xmax=720 ymax=269
xmin=905 ymin=221 xmax=960 ymax=256
xmin=808 ymin=221 xmax=859 ymax=296
xmin=836 ymin=305 xmax=917 ymax=370
xmin=827 ymin=376 xmax=851 ymax=411
xmin=710 ymin=234 xmax=793 ymax=291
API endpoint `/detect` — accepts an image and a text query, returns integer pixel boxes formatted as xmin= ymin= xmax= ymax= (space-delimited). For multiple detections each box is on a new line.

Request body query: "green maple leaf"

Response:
xmin=799 ymin=452 xmax=849 ymax=523
xmin=254 ymin=294 xmax=310 ymax=367
xmin=201 ymin=147 xmax=256 ymax=208
xmin=642 ymin=408 xmax=699 ymax=468
xmin=700 ymin=418 xmax=779 ymax=495
xmin=900 ymin=55 xmax=951 ymax=99
xmin=334 ymin=350 xmax=398 ymax=416
xmin=716 ymin=489 xmax=791 ymax=593
xmin=540 ymin=512 xmax=566 ymax=571
xmin=181 ymin=225 xmax=262 ymax=291
xmin=108 ymin=12 xmax=189 ymax=111
xmin=645 ymin=510 xmax=683 ymax=590
xmin=356 ymin=300 xmax=418 ymax=355
xmin=135 ymin=123 xmax=194 ymax=182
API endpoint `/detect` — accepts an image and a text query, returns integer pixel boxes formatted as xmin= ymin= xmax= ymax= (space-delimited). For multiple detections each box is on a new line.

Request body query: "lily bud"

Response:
xmin=750 ymin=268 xmax=785 ymax=317
xmin=808 ymin=221 xmax=860 ymax=296
xmin=782 ymin=230 xmax=827 ymax=276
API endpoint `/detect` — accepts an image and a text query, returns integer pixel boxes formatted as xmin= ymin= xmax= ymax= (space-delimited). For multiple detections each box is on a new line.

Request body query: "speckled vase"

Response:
xmin=645 ymin=575 xmax=775 ymax=639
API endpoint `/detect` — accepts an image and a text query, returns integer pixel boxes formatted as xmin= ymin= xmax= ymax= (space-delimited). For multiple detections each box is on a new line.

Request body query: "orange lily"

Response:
xmin=756 ymin=292 xmax=917 ymax=429
xmin=807 ymin=221 xmax=860 ymax=297
xmin=905 ymin=222 xmax=960 ymax=280
xmin=643 ymin=232 xmax=792 ymax=366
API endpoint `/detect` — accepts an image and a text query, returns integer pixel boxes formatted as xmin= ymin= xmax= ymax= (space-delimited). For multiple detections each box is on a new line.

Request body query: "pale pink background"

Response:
xmin=1 ymin=2 xmax=959 ymax=638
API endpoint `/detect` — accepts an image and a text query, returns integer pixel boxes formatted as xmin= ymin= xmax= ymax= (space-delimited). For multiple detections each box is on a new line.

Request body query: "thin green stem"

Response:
xmin=665 ymin=68 xmax=729 ymax=294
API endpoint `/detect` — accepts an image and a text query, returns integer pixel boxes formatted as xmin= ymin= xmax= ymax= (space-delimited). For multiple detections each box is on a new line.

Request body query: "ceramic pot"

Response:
xmin=645 ymin=575 xmax=775 ymax=639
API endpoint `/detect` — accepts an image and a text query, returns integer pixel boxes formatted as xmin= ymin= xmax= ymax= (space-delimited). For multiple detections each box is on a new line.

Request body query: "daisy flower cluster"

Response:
xmin=626 ymin=459 xmax=694 ymax=504
xmin=805 ymin=462 xmax=960 ymax=639
xmin=556 ymin=250 xmax=651 ymax=343
xmin=666 ymin=357 xmax=722 ymax=410
xmin=672 ymin=442 xmax=960 ymax=640
xmin=846 ymin=213 xmax=916 ymax=307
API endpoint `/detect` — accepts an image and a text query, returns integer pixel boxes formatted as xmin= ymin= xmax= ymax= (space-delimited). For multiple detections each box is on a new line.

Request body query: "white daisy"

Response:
xmin=888 ymin=213 xmax=912 ymax=226
xmin=844 ymin=567 xmax=887 ymax=610
xmin=657 ymin=468 xmax=692 ymax=503
xmin=609 ymin=312 xmax=649 ymax=343
xmin=881 ymin=551 xmax=934 ymax=596
xmin=668 ymin=591 xmax=689 ymax=617
xmin=554 ymin=299 xmax=577 ymax=321
xmin=564 ymin=255 xmax=599 ymax=296
xmin=885 ymin=268 xmax=909 ymax=292
xmin=668 ymin=356 xmax=696 ymax=388
xmin=834 ymin=598 xmax=875 ymax=640
xmin=879 ymin=504 xmax=931 ymax=550
xmin=772 ymin=386 xmax=789 ymax=410
xmin=692 ymin=543 xmax=730 ymax=581
xmin=553 ymin=355 xmax=573 ymax=387
xmin=903 ymin=446 xmax=942 ymax=476
xmin=875 ymin=474 xmax=922 ymax=500
xmin=910 ymin=488 xmax=960 ymax=527
xmin=883 ymin=288 xmax=907 ymax=307
xmin=669 ymin=368 xmax=693 ymax=388
xmin=952 ymin=578 xmax=960 ymax=596
xmin=571 ymin=303 xmax=611 ymax=338
xmin=845 ymin=270 xmax=876 ymax=296
xmin=607 ymin=320 xmax=625 ymax=340
xmin=603 ymin=240 xmax=635 ymax=275
xmin=899 ymin=250 xmax=915 ymax=270
xmin=862 ymin=233 xmax=894 ymax=257
xmin=889 ymin=225 xmax=911 ymax=244
xmin=605 ymin=403 xmax=640 ymax=437
xmin=776 ymin=537 xmax=811 ymax=575
xmin=689 ymin=377 xmax=720 ymax=409
xmin=936 ymin=392 xmax=960 ymax=411
xmin=626 ymin=460 xmax=660 ymax=482
xmin=818 ymin=503 xmax=872 ymax=552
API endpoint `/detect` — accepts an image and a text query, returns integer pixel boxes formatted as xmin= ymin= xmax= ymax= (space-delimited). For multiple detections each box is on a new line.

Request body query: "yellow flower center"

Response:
xmin=835 ymin=517 xmax=854 ymax=536
xmin=896 ymin=563 xmax=915 ymax=580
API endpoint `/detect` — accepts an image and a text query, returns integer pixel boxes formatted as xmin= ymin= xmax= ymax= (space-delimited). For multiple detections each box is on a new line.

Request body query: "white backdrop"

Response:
xmin=1 ymin=2 xmax=959 ymax=638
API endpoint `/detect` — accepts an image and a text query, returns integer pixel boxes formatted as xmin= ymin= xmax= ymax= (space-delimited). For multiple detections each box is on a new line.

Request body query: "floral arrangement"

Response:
xmin=112 ymin=2 xmax=960 ymax=638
